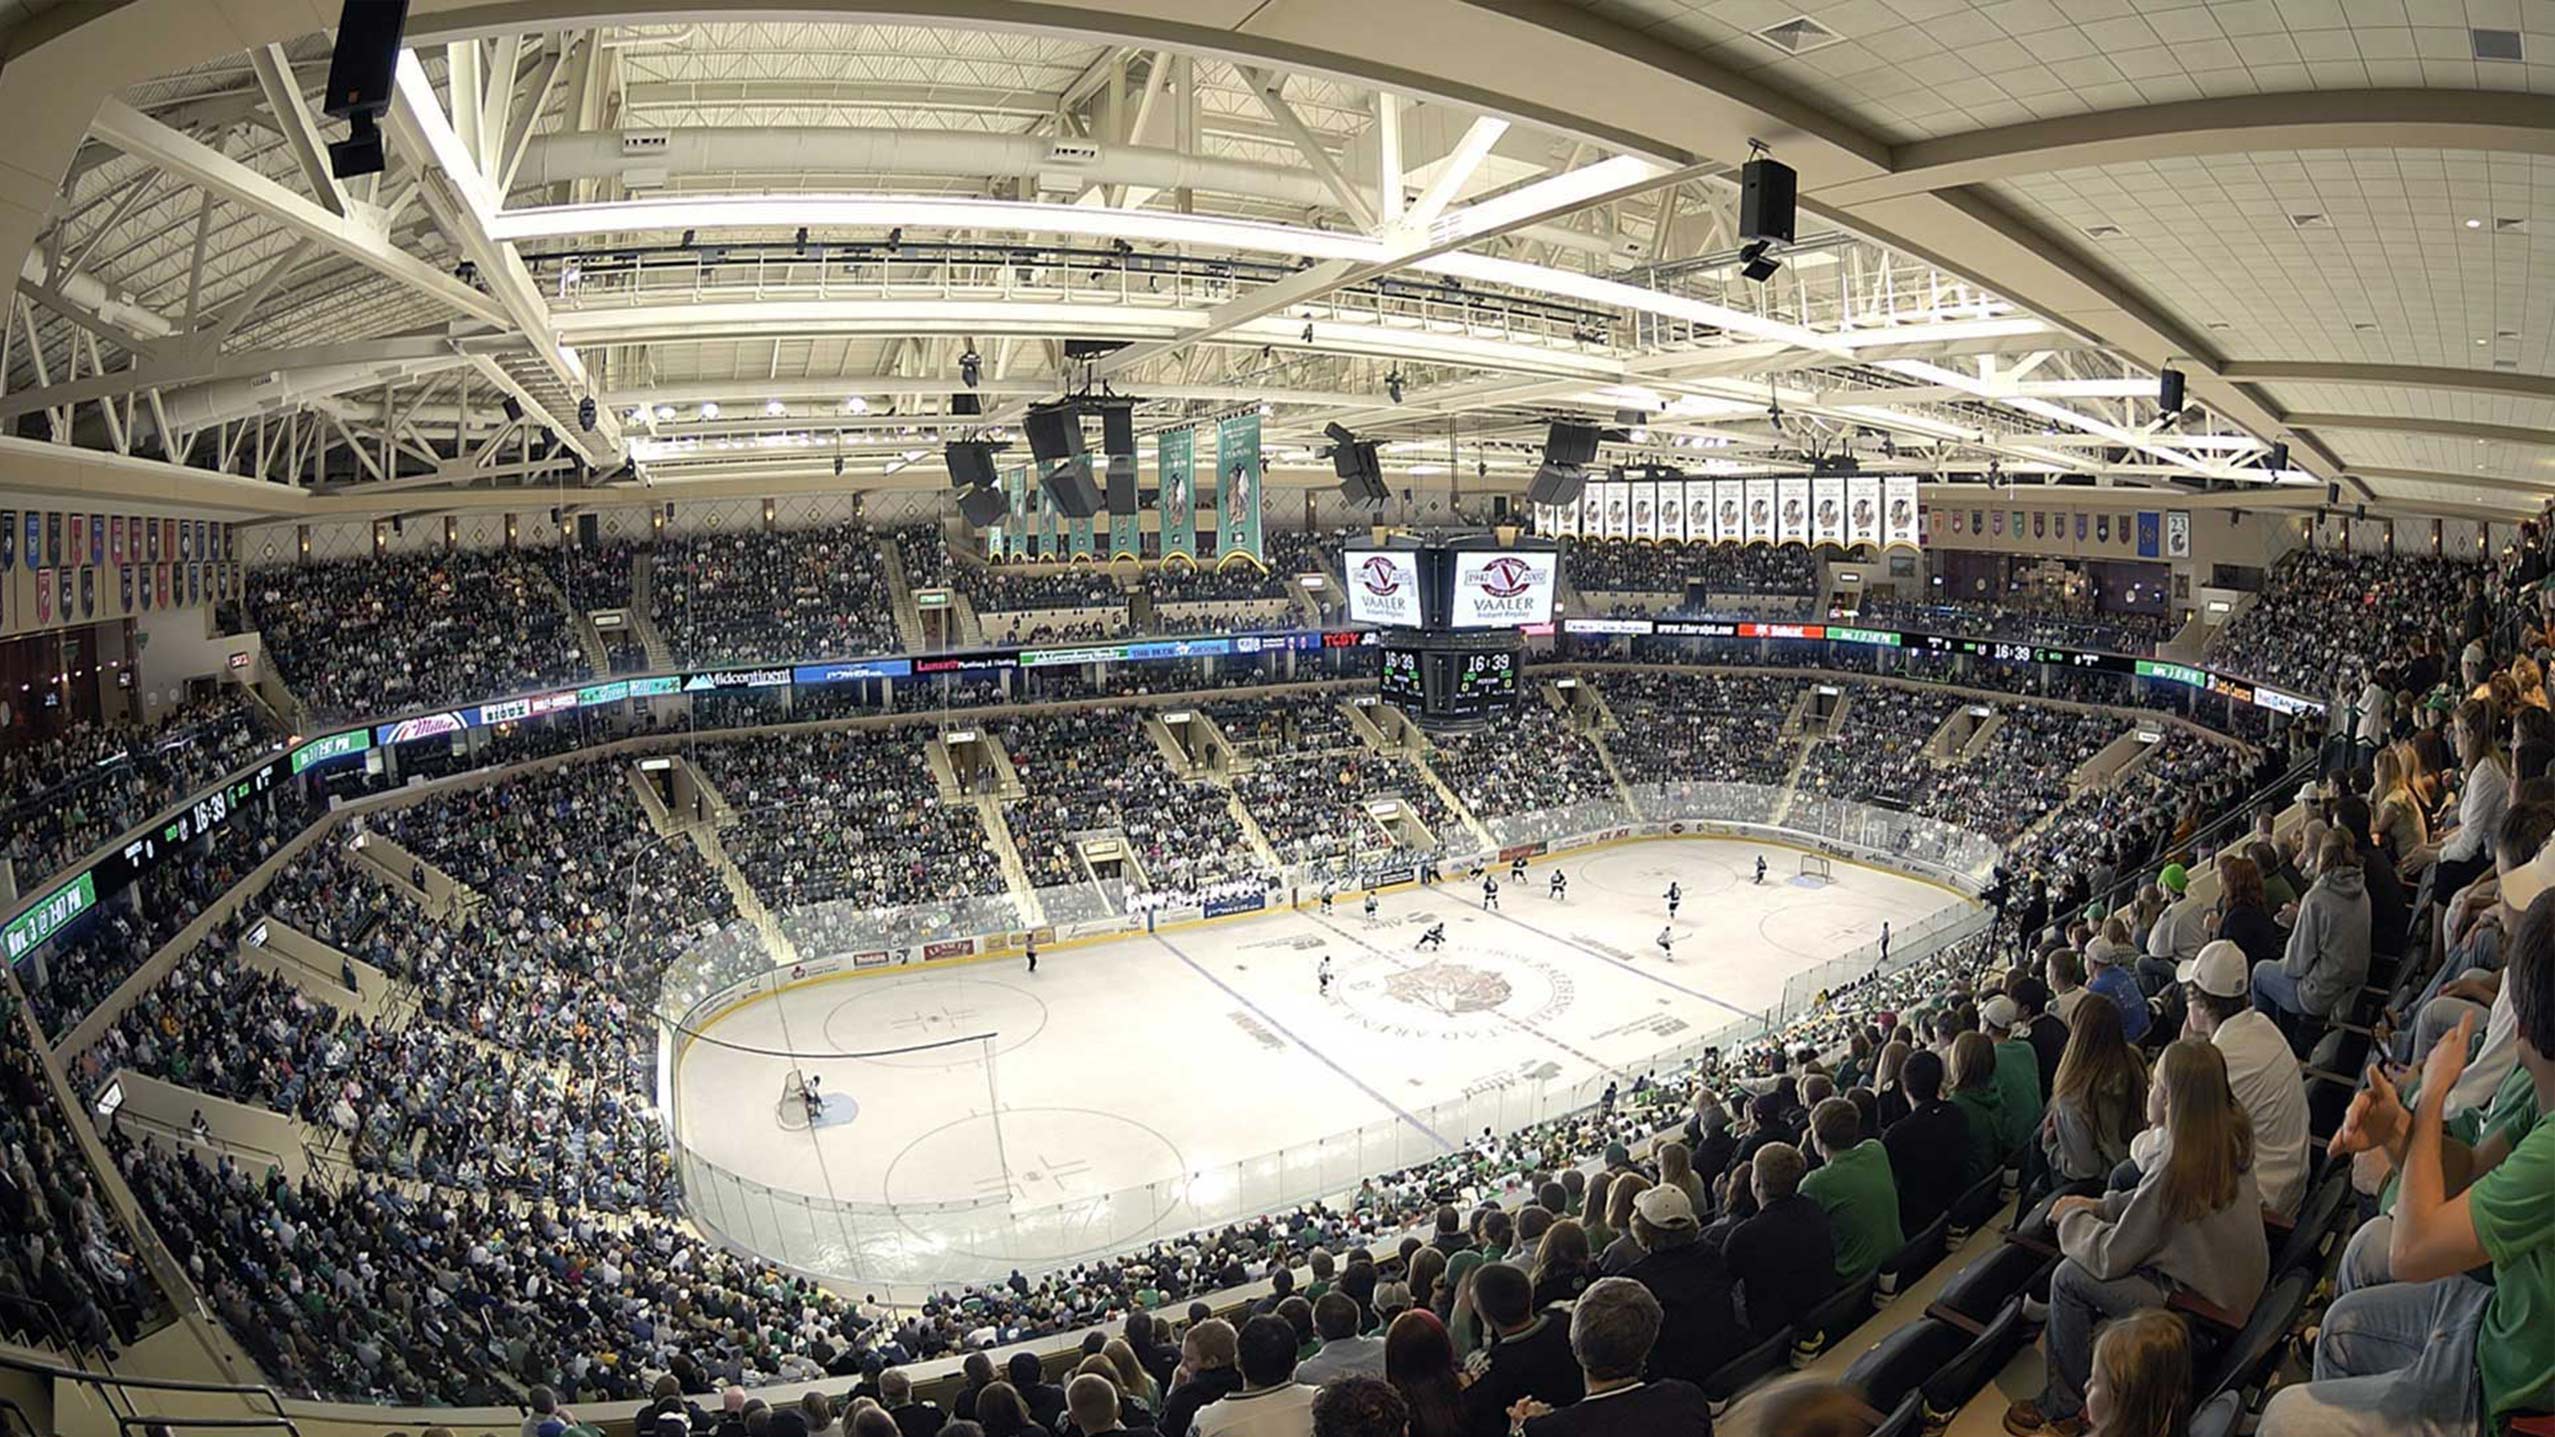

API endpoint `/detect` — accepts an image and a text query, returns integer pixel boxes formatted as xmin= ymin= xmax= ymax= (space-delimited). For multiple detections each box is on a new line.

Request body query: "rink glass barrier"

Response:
xmin=658 ymin=787 xmax=1996 ymax=1293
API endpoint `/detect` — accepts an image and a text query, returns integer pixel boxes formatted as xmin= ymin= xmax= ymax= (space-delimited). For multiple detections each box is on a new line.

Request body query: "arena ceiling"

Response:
xmin=0 ymin=0 xmax=2543 ymax=522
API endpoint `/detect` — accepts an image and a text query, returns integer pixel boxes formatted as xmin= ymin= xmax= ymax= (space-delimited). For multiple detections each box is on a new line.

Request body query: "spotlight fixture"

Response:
xmin=959 ymin=348 xmax=982 ymax=388
xmin=679 ymin=228 xmax=697 ymax=249
xmin=885 ymin=227 xmax=903 ymax=253
xmin=500 ymin=395 xmax=524 ymax=423
xmin=843 ymin=396 xmax=870 ymax=415
xmin=764 ymin=398 xmax=787 ymax=417
xmin=793 ymin=226 xmax=809 ymax=252
xmin=1302 ymin=322 xmax=1315 ymax=343
xmin=1386 ymin=370 xmax=1405 ymax=404
xmin=654 ymin=404 xmax=676 ymax=422
xmin=698 ymin=401 xmax=720 ymax=420
xmin=576 ymin=396 xmax=597 ymax=432
xmin=833 ymin=455 xmax=845 ymax=478
xmin=1736 ymin=239 xmax=1781 ymax=283
xmin=2264 ymin=441 xmax=2290 ymax=474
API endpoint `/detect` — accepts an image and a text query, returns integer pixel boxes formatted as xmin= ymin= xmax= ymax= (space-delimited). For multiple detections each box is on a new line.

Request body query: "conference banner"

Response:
xmin=68 ymin=514 xmax=83 ymax=567
xmin=1883 ymin=475 xmax=1920 ymax=549
xmin=1158 ymin=426 xmax=1199 ymax=560
xmin=1847 ymin=475 xmax=1882 ymax=548
xmin=1812 ymin=476 xmax=1846 ymax=548
xmin=90 ymin=515 xmax=102 ymax=567
xmin=1215 ymin=412 xmax=1263 ymax=563
xmin=1630 ymin=479 xmax=1658 ymax=543
xmin=46 ymin=511 xmax=61 ymax=566
xmin=1776 ymin=478 xmax=1811 ymax=548
xmin=0 ymin=511 xmax=12 ymax=572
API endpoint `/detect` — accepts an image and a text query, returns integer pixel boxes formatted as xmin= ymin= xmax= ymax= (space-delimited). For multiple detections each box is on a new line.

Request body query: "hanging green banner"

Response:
xmin=1001 ymin=467 xmax=1030 ymax=560
xmin=1040 ymin=482 xmax=1064 ymax=560
xmin=1108 ymin=462 xmax=1142 ymax=560
xmin=1158 ymin=426 xmax=1199 ymax=560
xmin=1215 ymin=411 xmax=1264 ymax=564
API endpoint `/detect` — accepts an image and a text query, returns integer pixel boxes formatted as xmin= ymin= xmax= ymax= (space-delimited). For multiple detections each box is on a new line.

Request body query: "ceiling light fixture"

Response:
xmin=764 ymin=399 xmax=787 ymax=417
xmin=699 ymin=402 xmax=720 ymax=420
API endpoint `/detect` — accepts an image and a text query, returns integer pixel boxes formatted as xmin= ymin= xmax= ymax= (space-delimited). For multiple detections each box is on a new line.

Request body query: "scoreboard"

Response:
xmin=1344 ymin=531 xmax=1555 ymax=730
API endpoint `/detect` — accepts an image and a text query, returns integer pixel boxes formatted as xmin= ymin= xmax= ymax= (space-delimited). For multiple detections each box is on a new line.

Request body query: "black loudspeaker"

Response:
xmin=576 ymin=512 xmax=598 ymax=548
xmin=957 ymin=486 xmax=1009 ymax=528
xmin=1543 ymin=422 xmax=1602 ymax=468
xmin=1024 ymin=403 xmax=1085 ymax=465
xmin=1527 ymin=463 xmax=1589 ymax=507
xmin=950 ymin=392 xmax=984 ymax=417
xmin=1739 ymin=157 xmax=1796 ymax=244
xmin=323 ymin=0 xmax=408 ymax=119
xmin=1332 ymin=440 xmax=1387 ymax=505
xmin=2158 ymin=368 xmax=2186 ymax=413
xmin=945 ymin=441 xmax=1001 ymax=490
xmin=1106 ymin=455 xmax=1138 ymax=512
xmin=1099 ymin=403 xmax=1137 ymax=458
xmin=1041 ymin=460 xmax=1104 ymax=519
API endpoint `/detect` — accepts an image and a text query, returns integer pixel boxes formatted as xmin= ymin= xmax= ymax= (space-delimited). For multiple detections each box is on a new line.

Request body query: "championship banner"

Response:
xmin=180 ymin=521 xmax=193 ymax=561
xmin=1743 ymin=479 xmax=1776 ymax=545
xmin=1630 ymin=479 xmax=1658 ymax=543
xmin=79 ymin=568 xmax=93 ymax=618
xmin=1776 ymin=478 xmax=1811 ymax=547
xmin=1578 ymin=486 xmax=1602 ymax=538
xmin=1812 ymin=477 xmax=1846 ymax=548
xmin=1157 ymin=426 xmax=1198 ymax=559
xmin=1883 ymin=475 xmax=1920 ymax=549
xmin=1656 ymin=481 xmax=1685 ymax=544
xmin=119 ymin=566 xmax=133 ymax=612
xmin=1602 ymin=480 xmax=1630 ymax=539
xmin=22 ymin=513 xmax=38 ymax=569
xmin=46 ymin=512 xmax=62 ymax=566
xmin=108 ymin=515 xmax=123 ymax=564
xmin=145 ymin=517 xmax=160 ymax=563
xmin=68 ymin=514 xmax=84 ymax=566
xmin=34 ymin=568 xmax=50 ymax=624
xmin=89 ymin=515 xmax=102 ymax=567
xmin=1214 ymin=412 xmax=1263 ymax=563
xmin=157 ymin=562 xmax=171 ymax=608
xmin=1717 ymin=480 xmax=1746 ymax=546
xmin=1847 ymin=475 xmax=1882 ymax=547
xmin=0 ymin=511 xmax=12 ymax=571
xmin=2135 ymin=511 xmax=2161 ymax=559
xmin=57 ymin=568 xmax=71 ymax=620
xmin=163 ymin=518 xmax=177 ymax=562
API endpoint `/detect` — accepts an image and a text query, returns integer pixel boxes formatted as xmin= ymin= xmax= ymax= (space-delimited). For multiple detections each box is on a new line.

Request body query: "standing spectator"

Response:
xmin=2014 ymin=975 xmax=2070 ymax=1097
xmin=1981 ymin=995 xmax=2047 ymax=1157
xmin=1619 ymin=1186 xmax=1743 ymax=1386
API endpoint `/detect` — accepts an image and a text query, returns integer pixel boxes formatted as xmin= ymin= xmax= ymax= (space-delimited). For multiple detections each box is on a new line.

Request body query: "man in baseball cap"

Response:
xmin=2145 ymin=863 xmax=2210 ymax=996
xmin=2166 ymin=939 xmax=2309 ymax=1216
xmin=1619 ymin=1177 xmax=1744 ymax=1386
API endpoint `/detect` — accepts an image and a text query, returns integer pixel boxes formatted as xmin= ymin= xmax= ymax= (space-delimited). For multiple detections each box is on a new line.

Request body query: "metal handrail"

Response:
xmin=0 ymin=1348 xmax=300 ymax=1437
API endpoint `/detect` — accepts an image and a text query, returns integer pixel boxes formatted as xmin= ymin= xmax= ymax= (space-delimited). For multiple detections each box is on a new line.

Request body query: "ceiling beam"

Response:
xmin=2219 ymin=361 xmax=2555 ymax=404
xmin=1238 ymin=67 xmax=1378 ymax=230
xmin=246 ymin=43 xmax=350 ymax=218
xmin=1821 ymin=91 xmax=2555 ymax=208
xmin=2350 ymin=465 xmax=2554 ymax=499
xmin=1404 ymin=115 xmax=1511 ymax=229
xmin=2290 ymin=413 xmax=2555 ymax=450
xmin=87 ymin=98 xmax=511 ymax=330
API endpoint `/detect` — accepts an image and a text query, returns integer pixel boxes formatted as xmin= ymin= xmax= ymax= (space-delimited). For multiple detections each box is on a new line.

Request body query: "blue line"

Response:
xmin=1150 ymin=932 xmax=1455 ymax=1154
xmin=1472 ymin=901 xmax=1760 ymax=1020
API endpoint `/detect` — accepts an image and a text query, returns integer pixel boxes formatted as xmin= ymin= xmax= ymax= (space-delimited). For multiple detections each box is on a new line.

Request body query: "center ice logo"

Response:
xmin=1474 ymin=556 xmax=1537 ymax=599
xmin=1387 ymin=961 xmax=1514 ymax=1016
xmin=1358 ymin=555 xmax=1404 ymax=596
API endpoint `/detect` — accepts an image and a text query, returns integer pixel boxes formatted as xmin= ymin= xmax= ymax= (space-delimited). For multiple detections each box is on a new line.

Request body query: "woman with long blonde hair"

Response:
xmin=2369 ymin=745 xmax=2427 ymax=863
xmin=2003 ymin=1040 xmax=2266 ymax=1437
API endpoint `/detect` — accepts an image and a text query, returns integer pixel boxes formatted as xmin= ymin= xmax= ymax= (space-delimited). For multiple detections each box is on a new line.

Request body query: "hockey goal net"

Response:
xmin=1797 ymin=853 xmax=1834 ymax=884
xmin=775 ymin=1068 xmax=815 ymax=1130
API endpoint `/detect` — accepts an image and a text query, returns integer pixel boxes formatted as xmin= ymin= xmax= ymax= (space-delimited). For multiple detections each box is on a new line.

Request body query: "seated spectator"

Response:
xmin=2039 ymin=993 xmax=2147 ymax=1188
xmin=2172 ymin=941 xmax=2310 ymax=1218
xmin=1618 ymin=1186 xmax=1742 ymax=1386
xmin=1193 ymin=1314 xmax=1314 ymax=1437
xmin=1516 ymin=1278 xmax=1713 ymax=1437
xmin=1981 ymin=994 xmax=2047 ymax=1157
xmin=1725 ymin=1144 xmax=1835 ymax=1337
xmin=1461 ymin=1263 xmax=1581 ymax=1432
xmin=2082 ymin=924 xmax=2152 ymax=1044
xmin=1298 ymin=1293 xmax=1385 ymax=1385
xmin=1384 ymin=1310 xmax=1465 ymax=1437
xmin=1309 ymin=1377 xmax=1407 ymax=1437
xmin=2253 ymin=829 xmax=2371 ymax=1039
xmin=1882 ymin=1048 xmax=1967 ymax=1231
xmin=1527 ymin=1220 xmax=1595 ymax=1310
xmin=1947 ymin=1030 xmax=2011 ymax=1185
xmin=1798 ymin=1096 xmax=1900 ymax=1284
xmin=2084 ymin=1310 xmax=2194 ymax=1437
xmin=2004 ymin=1039 xmax=2267 ymax=1437
xmin=2262 ymin=889 xmax=2555 ymax=1436
xmin=879 ymin=1371 xmax=941 ymax=1437
xmin=1008 ymin=1352 xmax=1067 ymax=1431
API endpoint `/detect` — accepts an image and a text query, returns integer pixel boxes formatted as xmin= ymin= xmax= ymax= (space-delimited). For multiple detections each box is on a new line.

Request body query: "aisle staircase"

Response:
xmin=1225 ymin=791 xmax=1284 ymax=869
xmin=1406 ymin=743 xmax=1496 ymax=851
xmin=976 ymin=795 xmax=1046 ymax=927
xmin=627 ymin=551 xmax=675 ymax=670
xmin=528 ymin=569 xmax=609 ymax=674
xmin=878 ymin=533 xmax=928 ymax=652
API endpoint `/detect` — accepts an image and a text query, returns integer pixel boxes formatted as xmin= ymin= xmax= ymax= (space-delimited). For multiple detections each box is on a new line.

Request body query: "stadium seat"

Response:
xmin=2191 ymin=1390 xmax=2244 ymax=1437
xmin=1703 ymin=1325 xmax=1795 ymax=1413
xmin=1874 ymin=1216 xmax=1949 ymax=1301
xmin=1790 ymin=1274 xmax=1877 ymax=1366
xmin=1928 ymin=1245 xmax=2050 ymax=1330
xmin=1841 ymin=1317 xmax=1967 ymax=1415
xmin=2272 ymin=1171 xmax=2353 ymax=1278
xmin=2201 ymin=1269 xmax=2313 ymax=1407
xmin=1920 ymin=1297 xmax=2030 ymax=1418
xmin=1869 ymin=1390 xmax=1926 ymax=1437
xmin=1946 ymin=1169 xmax=2009 ymax=1240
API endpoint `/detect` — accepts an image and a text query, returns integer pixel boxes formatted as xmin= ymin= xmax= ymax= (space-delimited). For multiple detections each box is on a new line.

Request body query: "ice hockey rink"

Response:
xmin=671 ymin=837 xmax=1975 ymax=1290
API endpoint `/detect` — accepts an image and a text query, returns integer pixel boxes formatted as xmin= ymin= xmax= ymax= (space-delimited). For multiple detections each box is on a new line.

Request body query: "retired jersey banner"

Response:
xmin=1578 ymin=486 xmax=1602 ymax=538
xmin=1847 ymin=475 xmax=1882 ymax=548
xmin=1656 ymin=481 xmax=1685 ymax=544
xmin=1884 ymin=475 xmax=1920 ymax=549
xmin=1630 ymin=479 xmax=1658 ymax=543
xmin=1680 ymin=479 xmax=1712 ymax=545
xmin=1602 ymin=481 xmax=1631 ymax=539
xmin=1812 ymin=477 xmax=1846 ymax=548
xmin=1158 ymin=426 xmax=1198 ymax=560
xmin=1717 ymin=481 xmax=1746 ymax=545
xmin=1776 ymin=478 xmax=1811 ymax=547
xmin=1214 ymin=412 xmax=1263 ymax=564
xmin=1743 ymin=479 xmax=1775 ymax=545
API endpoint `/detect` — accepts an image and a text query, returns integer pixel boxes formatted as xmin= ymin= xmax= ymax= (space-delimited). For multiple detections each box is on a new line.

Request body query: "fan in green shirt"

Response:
xmin=1799 ymin=1100 xmax=1902 ymax=1283
xmin=1948 ymin=1031 xmax=2009 ymax=1187
xmin=1984 ymin=999 xmax=2046 ymax=1156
